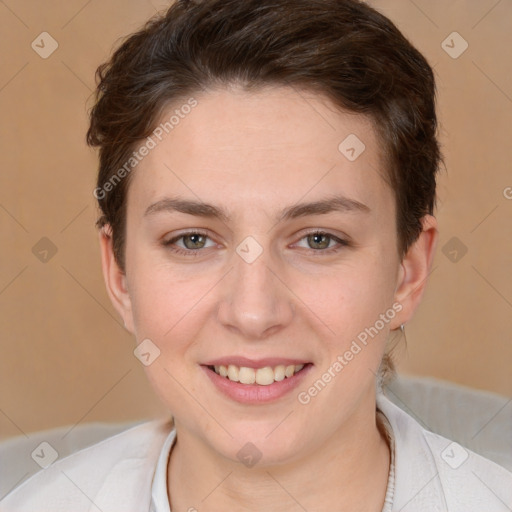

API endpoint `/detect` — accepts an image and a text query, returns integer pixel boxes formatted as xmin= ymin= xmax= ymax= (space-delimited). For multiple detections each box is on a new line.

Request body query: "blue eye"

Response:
xmin=296 ymin=231 xmax=349 ymax=252
xmin=163 ymin=231 xmax=214 ymax=256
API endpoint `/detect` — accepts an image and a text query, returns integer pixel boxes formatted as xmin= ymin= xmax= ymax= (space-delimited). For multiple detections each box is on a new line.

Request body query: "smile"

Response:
xmin=209 ymin=363 xmax=305 ymax=385
xmin=202 ymin=362 xmax=313 ymax=404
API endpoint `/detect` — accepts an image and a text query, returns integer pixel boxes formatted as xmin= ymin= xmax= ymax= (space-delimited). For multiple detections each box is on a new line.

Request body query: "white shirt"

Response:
xmin=2 ymin=393 xmax=511 ymax=511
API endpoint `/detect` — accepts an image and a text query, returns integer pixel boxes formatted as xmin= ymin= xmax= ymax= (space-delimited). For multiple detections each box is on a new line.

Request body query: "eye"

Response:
xmin=295 ymin=231 xmax=349 ymax=252
xmin=162 ymin=231 xmax=216 ymax=255
xmin=162 ymin=229 xmax=349 ymax=256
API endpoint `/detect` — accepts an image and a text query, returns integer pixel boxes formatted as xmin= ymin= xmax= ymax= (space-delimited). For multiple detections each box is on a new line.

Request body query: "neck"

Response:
xmin=168 ymin=397 xmax=390 ymax=512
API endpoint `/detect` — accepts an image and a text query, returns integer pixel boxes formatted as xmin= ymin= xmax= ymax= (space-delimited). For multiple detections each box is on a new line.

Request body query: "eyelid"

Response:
xmin=291 ymin=229 xmax=350 ymax=252
xmin=164 ymin=228 xmax=206 ymax=240
xmin=162 ymin=229 xmax=217 ymax=252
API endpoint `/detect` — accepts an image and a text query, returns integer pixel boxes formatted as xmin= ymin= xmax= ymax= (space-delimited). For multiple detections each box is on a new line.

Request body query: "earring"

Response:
xmin=400 ymin=324 xmax=405 ymax=332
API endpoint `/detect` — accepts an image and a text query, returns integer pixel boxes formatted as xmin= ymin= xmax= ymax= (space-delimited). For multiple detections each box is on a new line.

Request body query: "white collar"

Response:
xmin=376 ymin=393 xmax=448 ymax=511
xmin=150 ymin=427 xmax=176 ymax=512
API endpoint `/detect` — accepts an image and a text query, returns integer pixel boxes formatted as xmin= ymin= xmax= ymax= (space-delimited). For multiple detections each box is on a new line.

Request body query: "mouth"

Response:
xmin=201 ymin=361 xmax=313 ymax=404
xmin=206 ymin=363 xmax=309 ymax=385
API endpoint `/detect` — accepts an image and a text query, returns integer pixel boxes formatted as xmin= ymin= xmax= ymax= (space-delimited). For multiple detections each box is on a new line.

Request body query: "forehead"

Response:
xmin=127 ymin=86 xmax=393 ymax=221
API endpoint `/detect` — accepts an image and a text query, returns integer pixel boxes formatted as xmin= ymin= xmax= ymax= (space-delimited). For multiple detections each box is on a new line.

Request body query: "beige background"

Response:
xmin=0 ymin=0 xmax=511 ymax=440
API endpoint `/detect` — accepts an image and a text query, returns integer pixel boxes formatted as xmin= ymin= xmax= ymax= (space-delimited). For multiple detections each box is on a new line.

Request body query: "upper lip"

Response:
xmin=202 ymin=357 xmax=311 ymax=368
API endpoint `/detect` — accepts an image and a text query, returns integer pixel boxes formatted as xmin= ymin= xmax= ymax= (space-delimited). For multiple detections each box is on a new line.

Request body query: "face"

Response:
xmin=101 ymin=86 xmax=437 ymax=466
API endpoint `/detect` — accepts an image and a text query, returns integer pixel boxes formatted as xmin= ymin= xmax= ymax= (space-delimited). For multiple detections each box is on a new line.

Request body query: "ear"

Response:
xmin=391 ymin=214 xmax=438 ymax=329
xmin=98 ymin=225 xmax=135 ymax=333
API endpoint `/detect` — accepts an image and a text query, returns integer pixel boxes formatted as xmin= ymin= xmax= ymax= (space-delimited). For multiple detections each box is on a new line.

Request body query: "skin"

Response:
xmin=99 ymin=86 xmax=438 ymax=511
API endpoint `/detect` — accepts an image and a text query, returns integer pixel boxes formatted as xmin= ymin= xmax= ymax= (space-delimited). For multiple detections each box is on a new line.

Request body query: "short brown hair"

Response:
xmin=87 ymin=0 xmax=441 ymax=378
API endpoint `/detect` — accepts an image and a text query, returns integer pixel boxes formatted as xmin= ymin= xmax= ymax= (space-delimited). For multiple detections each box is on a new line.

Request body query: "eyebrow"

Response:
xmin=143 ymin=195 xmax=370 ymax=223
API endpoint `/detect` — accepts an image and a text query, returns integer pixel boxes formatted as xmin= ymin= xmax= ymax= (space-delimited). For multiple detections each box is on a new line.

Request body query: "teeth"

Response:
xmin=255 ymin=367 xmax=274 ymax=385
xmin=227 ymin=364 xmax=239 ymax=382
xmin=213 ymin=363 xmax=306 ymax=385
xmin=274 ymin=365 xmax=286 ymax=381
xmin=239 ymin=367 xmax=256 ymax=384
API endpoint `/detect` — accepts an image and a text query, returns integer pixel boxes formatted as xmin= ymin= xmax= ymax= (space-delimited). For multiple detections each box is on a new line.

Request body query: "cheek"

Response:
xmin=295 ymin=259 xmax=396 ymax=340
xmin=128 ymin=264 xmax=213 ymax=404
xmin=124 ymin=218 xmax=195 ymax=334
xmin=128 ymin=257 xmax=218 ymax=347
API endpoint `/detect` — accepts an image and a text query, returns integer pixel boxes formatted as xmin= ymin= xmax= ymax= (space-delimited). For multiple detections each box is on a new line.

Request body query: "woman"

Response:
xmin=2 ymin=0 xmax=511 ymax=510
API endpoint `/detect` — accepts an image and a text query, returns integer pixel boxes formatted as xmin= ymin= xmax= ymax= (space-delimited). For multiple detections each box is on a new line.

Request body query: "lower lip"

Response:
xmin=201 ymin=364 xmax=313 ymax=404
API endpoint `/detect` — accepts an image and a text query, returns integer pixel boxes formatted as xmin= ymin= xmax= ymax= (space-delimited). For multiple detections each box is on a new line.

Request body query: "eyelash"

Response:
xmin=162 ymin=230 xmax=212 ymax=257
xmin=162 ymin=230 xmax=350 ymax=257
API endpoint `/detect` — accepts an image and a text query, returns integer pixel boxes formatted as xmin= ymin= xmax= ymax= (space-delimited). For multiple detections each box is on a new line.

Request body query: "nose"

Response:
xmin=216 ymin=247 xmax=294 ymax=340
